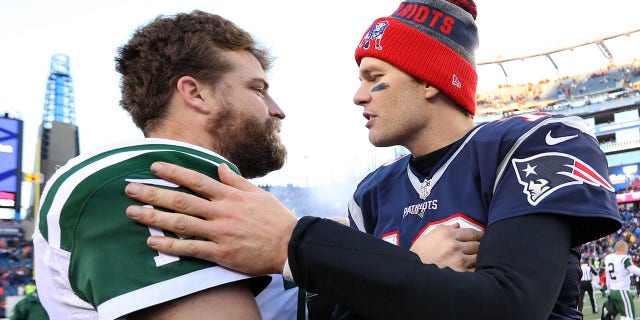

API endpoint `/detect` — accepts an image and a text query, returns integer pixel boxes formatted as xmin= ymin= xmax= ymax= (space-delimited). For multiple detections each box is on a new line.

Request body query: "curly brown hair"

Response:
xmin=115 ymin=10 xmax=273 ymax=134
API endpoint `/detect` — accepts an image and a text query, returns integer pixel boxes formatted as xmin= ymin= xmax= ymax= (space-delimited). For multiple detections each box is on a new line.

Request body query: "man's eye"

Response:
xmin=368 ymin=74 xmax=382 ymax=82
xmin=254 ymin=88 xmax=265 ymax=97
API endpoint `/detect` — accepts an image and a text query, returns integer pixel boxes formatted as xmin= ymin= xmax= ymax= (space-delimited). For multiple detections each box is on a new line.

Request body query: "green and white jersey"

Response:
xmin=604 ymin=253 xmax=640 ymax=290
xmin=33 ymin=138 xmax=302 ymax=320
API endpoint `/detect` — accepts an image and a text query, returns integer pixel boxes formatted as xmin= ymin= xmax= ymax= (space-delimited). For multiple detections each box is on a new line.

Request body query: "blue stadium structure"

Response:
xmin=42 ymin=53 xmax=76 ymax=129
xmin=33 ymin=54 xmax=80 ymax=220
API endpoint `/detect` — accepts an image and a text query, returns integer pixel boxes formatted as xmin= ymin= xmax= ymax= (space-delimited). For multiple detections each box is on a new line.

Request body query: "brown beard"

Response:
xmin=208 ymin=103 xmax=287 ymax=179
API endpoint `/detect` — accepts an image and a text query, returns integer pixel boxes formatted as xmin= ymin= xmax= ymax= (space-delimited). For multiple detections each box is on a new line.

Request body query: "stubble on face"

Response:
xmin=367 ymin=81 xmax=395 ymax=148
xmin=208 ymin=103 xmax=287 ymax=179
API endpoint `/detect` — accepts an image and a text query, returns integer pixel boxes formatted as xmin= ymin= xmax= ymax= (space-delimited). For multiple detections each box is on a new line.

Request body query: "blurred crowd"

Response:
xmin=581 ymin=207 xmax=640 ymax=292
xmin=581 ymin=209 xmax=640 ymax=264
xmin=0 ymin=238 xmax=35 ymax=317
xmin=475 ymin=60 xmax=640 ymax=120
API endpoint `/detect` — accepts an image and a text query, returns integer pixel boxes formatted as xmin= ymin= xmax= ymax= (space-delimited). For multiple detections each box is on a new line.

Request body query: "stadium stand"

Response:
xmin=475 ymin=60 xmax=640 ymax=123
xmin=0 ymin=232 xmax=34 ymax=318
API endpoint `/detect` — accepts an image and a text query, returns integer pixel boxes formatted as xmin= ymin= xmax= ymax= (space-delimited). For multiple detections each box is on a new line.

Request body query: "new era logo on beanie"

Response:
xmin=355 ymin=0 xmax=479 ymax=115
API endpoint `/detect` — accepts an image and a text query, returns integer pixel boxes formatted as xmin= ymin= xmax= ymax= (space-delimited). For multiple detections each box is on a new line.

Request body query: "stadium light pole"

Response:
xmin=545 ymin=54 xmax=559 ymax=80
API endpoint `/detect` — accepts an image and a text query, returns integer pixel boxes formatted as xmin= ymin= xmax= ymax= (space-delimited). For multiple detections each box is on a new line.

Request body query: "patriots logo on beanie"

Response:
xmin=355 ymin=0 xmax=479 ymax=115
xmin=359 ymin=21 xmax=390 ymax=50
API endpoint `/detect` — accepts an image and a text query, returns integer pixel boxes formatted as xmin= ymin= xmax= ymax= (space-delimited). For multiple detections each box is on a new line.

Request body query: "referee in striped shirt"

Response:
xmin=579 ymin=256 xmax=599 ymax=313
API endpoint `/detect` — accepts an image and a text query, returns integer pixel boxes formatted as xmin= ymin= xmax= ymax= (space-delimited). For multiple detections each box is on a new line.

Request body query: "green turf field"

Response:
xmin=582 ymin=290 xmax=640 ymax=320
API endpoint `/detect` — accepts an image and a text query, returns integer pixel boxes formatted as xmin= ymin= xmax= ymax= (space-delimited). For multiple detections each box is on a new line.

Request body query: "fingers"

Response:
xmin=123 ymin=161 xmax=297 ymax=275
xmin=447 ymin=256 xmax=476 ymax=272
xmin=451 ymin=227 xmax=482 ymax=255
xmin=145 ymin=161 xmax=261 ymax=197
xmin=217 ymin=163 xmax=262 ymax=192
xmin=125 ymin=183 xmax=213 ymax=219
xmin=149 ymin=161 xmax=236 ymax=201
xmin=463 ymin=254 xmax=477 ymax=272
xmin=146 ymin=235 xmax=221 ymax=262
xmin=409 ymin=224 xmax=481 ymax=272
xmin=446 ymin=253 xmax=477 ymax=272
xmin=460 ymin=240 xmax=481 ymax=255
xmin=452 ymin=226 xmax=484 ymax=242
xmin=125 ymin=161 xmax=262 ymax=220
xmin=126 ymin=205 xmax=215 ymax=240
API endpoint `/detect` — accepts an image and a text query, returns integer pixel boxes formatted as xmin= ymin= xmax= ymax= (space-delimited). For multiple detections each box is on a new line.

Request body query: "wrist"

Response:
xmin=277 ymin=216 xmax=298 ymax=274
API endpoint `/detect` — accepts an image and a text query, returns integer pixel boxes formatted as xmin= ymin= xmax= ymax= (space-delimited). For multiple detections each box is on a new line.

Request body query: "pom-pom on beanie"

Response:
xmin=355 ymin=0 xmax=479 ymax=115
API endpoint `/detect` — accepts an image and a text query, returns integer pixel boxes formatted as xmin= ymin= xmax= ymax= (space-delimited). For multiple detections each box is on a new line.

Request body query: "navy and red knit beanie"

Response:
xmin=355 ymin=0 xmax=479 ymax=115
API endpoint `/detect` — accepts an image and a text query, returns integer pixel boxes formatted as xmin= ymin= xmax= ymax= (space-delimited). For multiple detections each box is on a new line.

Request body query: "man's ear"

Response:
xmin=176 ymin=76 xmax=211 ymax=114
xmin=424 ymin=83 xmax=440 ymax=99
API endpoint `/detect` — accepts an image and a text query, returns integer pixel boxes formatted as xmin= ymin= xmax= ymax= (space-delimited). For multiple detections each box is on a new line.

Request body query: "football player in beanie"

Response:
xmin=122 ymin=0 xmax=622 ymax=319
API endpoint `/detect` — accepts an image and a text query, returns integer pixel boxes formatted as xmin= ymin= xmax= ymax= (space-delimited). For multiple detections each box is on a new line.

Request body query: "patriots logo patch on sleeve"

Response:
xmin=512 ymin=152 xmax=614 ymax=205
